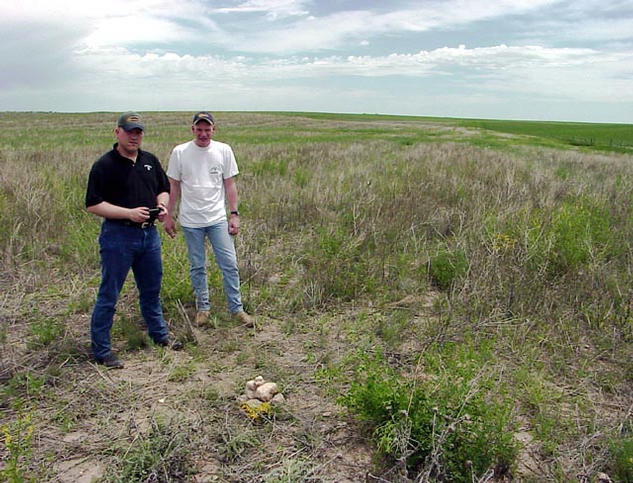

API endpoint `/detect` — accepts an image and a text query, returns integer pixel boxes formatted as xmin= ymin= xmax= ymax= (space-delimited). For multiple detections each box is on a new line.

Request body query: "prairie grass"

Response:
xmin=1 ymin=111 xmax=633 ymax=481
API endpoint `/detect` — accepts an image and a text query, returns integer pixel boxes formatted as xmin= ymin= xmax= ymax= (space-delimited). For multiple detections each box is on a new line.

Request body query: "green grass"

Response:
xmin=260 ymin=111 xmax=633 ymax=152
xmin=340 ymin=342 xmax=518 ymax=482
xmin=459 ymin=118 xmax=633 ymax=152
xmin=2 ymin=110 xmax=633 ymax=481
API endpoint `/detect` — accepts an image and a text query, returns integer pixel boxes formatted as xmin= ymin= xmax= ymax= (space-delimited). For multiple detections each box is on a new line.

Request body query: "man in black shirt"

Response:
xmin=86 ymin=112 xmax=177 ymax=369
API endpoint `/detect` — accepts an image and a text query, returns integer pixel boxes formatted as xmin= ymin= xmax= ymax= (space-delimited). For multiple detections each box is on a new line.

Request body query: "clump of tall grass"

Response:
xmin=101 ymin=417 xmax=195 ymax=482
xmin=0 ymin=149 xmax=99 ymax=270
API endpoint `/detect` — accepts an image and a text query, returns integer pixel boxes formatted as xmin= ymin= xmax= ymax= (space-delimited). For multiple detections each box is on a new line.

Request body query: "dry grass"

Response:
xmin=2 ymin=111 xmax=633 ymax=481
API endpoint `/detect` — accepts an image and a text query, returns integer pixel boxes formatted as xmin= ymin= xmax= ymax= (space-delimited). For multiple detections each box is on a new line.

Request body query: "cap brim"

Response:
xmin=121 ymin=123 xmax=144 ymax=131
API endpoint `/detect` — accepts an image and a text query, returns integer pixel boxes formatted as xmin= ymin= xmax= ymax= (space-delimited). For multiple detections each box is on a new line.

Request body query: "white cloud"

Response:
xmin=0 ymin=0 xmax=565 ymax=55
xmin=211 ymin=0 xmax=562 ymax=53
xmin=68 ymin=43 xmax=633 ymax=104
xmin=1 ymin=0 xmax=631 ymax=121
xmin=550 ymin=17 xmax=633 ymax=43
xmin=82 ymin=16 xmax=188 ymax=48
xmin=211 ymin=0 xmax=310 ymax=19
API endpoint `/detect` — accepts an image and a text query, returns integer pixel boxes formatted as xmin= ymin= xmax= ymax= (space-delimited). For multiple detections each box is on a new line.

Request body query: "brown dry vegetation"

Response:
xmin=2 ymin=112 xmax=633 ymax=482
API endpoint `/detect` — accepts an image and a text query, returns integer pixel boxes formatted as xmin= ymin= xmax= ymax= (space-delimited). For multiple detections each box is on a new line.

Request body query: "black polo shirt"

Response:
xmin=85 ymin=144 xmax=170 ymax=210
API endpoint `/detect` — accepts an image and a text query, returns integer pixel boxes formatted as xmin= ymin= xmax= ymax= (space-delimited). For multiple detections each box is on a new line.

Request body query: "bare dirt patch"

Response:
xmin=3 ymin=302 xmax=381 ymax=481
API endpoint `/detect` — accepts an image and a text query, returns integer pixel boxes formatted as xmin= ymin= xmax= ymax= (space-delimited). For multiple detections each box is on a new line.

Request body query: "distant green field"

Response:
xmin=269 ymin=111 xmax=633 ymax=153
xmin=458 ymin=118 xmax=633 ymax=152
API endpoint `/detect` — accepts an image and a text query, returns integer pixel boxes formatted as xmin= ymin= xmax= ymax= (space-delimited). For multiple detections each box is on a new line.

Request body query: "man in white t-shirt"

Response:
xmin=164 ymin=112 xmax=254 ymax=327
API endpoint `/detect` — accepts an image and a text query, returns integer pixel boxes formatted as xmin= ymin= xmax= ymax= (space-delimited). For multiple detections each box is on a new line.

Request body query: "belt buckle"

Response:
xmin=141 ymin=221 xmax=150 ymax=229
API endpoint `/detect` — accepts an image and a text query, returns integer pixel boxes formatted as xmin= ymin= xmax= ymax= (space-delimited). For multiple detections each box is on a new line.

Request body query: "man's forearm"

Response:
xmin=156 ymin=191 xmax=169 ymax=209
xmin=224 ymin=178 xmax=239 ymax=212
xmin=167 ymin=179 xmax=181 ymax=215
xmin=87 ymin=201 xmax=131 ymax=220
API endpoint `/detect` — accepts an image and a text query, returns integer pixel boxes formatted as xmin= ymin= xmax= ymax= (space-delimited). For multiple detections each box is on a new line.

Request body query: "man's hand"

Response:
xmin=228 ymin=213 xmax=240 ymax=235
xmin=157 ymin=205 xmax=169 ymax=223
xmin=129 ymin=207 xmax=152 ymax=223
xmin=164 ymin=216 xmax=177 ymax=238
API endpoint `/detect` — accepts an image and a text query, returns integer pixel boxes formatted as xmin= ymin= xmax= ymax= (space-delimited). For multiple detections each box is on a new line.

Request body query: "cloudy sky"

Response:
xmin=1 ymin=0 xmax=632 ymax=122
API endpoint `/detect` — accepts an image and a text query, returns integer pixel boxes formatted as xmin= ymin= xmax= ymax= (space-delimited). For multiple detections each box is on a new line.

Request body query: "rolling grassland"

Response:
xmin=1 ymin=111 xmax=633 ymax=482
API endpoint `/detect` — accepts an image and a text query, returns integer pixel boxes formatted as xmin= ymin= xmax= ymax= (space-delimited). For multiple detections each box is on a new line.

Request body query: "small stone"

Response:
xmin=271 ymin=393 xmax=285 ymax=404
xmin=255 ymin=382 xmax=279 ymax=402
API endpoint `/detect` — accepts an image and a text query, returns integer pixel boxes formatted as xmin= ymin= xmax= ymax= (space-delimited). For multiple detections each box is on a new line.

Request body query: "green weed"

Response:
xmin=220 ymin=428 xmax=260 ymax=463
xmin=1 ymin=373 xmax=46 ymax=401
xmin=529 ymin=198 xmax=614 ymax=276
xmin=1 ymin=409 xmax=36 ymax=482
xmin=428 ymin=247 xmax=468 ymax=291
xmin=610 ymin=436 xmax=633 ymax=482
xmin=300 ymin=226 xmax=377 ymax=306
xmin=27 ymin=317 xmax=64 ymax=349
xmin=167 ymin=361 xmax=196 ymax=382
xmin=341 ymin=345 xmax=517 ymax=482
xmin=262 ymin=458 xmax=314 ymax=482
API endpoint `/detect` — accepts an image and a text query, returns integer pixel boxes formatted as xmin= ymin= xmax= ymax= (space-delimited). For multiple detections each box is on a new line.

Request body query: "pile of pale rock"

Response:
xmin=238 ymin=376 xmax=285 ymax=411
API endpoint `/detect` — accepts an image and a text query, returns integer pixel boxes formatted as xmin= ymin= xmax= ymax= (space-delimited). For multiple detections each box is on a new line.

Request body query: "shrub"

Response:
xmin=340 ymin=345 xmax=518 ymax=482
xmin=428 ymin=247 xmax=468 ymax=291
xmin=529 ymin=198 xmax=614 ymax=277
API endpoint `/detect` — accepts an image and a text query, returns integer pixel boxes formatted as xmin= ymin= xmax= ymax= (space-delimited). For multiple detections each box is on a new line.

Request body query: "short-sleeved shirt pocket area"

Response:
xmin=205 ymin=165 xmax=224 ymax=189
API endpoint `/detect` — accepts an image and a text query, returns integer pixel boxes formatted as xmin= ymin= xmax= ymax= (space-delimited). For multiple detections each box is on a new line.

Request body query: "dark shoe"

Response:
xmin=156 ymin=337 xmax=183 ymax=351
xmin=96 ymin=353 xmax=124 ymax=369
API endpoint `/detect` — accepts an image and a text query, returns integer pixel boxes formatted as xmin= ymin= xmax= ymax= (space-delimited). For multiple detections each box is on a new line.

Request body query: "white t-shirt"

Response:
xmin=167 ymin=140 xmax=239 ymax=227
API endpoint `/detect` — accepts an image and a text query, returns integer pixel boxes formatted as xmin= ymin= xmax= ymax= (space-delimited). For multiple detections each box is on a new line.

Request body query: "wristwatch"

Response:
xmin=230 ymin=210 xmax=239 ymax=216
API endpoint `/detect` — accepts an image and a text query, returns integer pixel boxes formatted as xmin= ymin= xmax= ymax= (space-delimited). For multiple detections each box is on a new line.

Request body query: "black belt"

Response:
xmin=106 ymin=219 xmax=155 ymax=229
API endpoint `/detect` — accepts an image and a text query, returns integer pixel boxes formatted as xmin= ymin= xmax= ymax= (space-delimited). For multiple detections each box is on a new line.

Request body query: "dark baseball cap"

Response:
xmin=117 ymin=112 xmax=145 ymax=131
xmin=192 ymin=111 xmax=215 ymax=125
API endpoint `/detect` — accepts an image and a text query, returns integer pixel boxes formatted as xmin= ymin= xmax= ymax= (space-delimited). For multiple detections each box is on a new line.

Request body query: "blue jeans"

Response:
xmin=182 ymin=221 xmax=244 ymax=314
xmin=90 ymin=220 xmax=169 ymax=360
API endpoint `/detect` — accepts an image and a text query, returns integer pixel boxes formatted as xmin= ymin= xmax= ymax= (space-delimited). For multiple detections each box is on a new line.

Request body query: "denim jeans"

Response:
xmin=182 ymin=221 xmax=243 ymax=314
xmin=90 ymin=220 xmax=169 ymax=360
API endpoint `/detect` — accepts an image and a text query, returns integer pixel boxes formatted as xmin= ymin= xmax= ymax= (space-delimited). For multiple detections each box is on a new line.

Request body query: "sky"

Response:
xmin=1 ymin=0 xmax=632 ymax=123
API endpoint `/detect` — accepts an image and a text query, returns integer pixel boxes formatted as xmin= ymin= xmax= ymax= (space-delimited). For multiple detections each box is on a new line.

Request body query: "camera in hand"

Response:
xmin=147 ymin=207 xmax=161 ymax=223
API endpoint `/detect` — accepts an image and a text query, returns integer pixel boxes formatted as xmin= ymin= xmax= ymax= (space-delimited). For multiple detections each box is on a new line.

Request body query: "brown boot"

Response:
xmin=234 ymin=311 xmax=255 ymax=328
xmin=195 ymin=310 xmax=210 ymax=325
